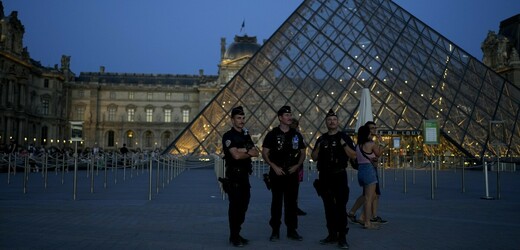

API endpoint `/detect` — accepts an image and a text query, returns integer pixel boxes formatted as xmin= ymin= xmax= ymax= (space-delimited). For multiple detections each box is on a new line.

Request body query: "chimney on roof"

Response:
xmin=100 ymin=66 xmax=105 ymax=73
xmin=221 ymin=37 xmax=226 ymax=60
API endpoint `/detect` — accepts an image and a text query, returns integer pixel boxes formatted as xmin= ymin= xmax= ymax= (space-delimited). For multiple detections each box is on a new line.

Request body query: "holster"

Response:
xmin=218 ymin=177 xmax=231 ymax=193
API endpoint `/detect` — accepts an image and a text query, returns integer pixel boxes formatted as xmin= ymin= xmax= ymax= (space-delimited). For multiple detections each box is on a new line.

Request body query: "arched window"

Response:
xmin=41 ymin=126 xmax=48 ymax=145
xmin=161 ymin=131 xmax=172 ymax=148
xmin=107 ymin=130 xmax=115 ymax=147
xmin=144 ymin=131 xmax=154 ymax=148
xmin=126 ymin=130 xmax=134 ymax=147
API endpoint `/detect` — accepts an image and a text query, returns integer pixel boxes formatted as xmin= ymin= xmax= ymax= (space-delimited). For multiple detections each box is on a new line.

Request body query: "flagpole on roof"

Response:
xmin=240 ymin=19 xmax=245 ymax=34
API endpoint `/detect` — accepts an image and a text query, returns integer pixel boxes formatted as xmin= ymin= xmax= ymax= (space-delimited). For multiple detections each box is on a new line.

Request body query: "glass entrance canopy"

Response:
xmin=166 ymin=0 xmax=520 ymax=161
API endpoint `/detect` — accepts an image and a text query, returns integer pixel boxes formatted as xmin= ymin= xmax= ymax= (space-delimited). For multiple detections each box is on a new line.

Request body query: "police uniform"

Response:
xmin=313 ymin=109 xmax=355 ymax=247
xmin=262 ymin=106 xmax=306 ymax=240
xmin=222 ymin=107 xmax=255 ymax=246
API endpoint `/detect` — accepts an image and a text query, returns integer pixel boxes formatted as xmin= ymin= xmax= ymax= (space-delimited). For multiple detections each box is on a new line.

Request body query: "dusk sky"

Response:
xmin=3 ymin=0 xmax=519 ymax=75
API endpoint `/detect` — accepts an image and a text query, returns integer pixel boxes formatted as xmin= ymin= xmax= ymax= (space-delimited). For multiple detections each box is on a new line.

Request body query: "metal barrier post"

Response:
xmin=86 ymin=154 xmax=90 ymax=178
xmin=23 ymin=154 xmax=28 ymax=194
xmin=73 ymin=142 xmax=78 ymax=201
xmin=496 ymin=157 xmax=501 ymax=200
xmin=412 ymin=153 xmax=416 ymax=184
xmin=168 ymin=157 xmax=172 ymax=183
xmin=122 ymin=153 xmax=126 ymax=181
xmin=381 ymin=156 xmax=385 ymax=189
xmin=430 ymin=155 xmax=435 ymax=200
xmin=162 ymin=157 xmax=166 ymax=188
xmin=403 ymin=160 xmax=407 ymax=194
xmin=148 ymin=155 xmax=153 ymax=201
xmin=114 ymin=153 xmax=119 ymax=184
xmin=8 ymin=153 xmax=12 ymax=184
xmin=394 ymin=153 xmax=397 ymax=181
xmin=90 ymin=154 xmax=95 ymax=193
xmin=104 ymin=154 xmax=108 ymax=188
xmin=481 ymin=161 xmax=494 ymax=200
xmin=61 ymin=153 xmax=66 ymax=184
xmin=44 ymin=153 xmax=49 ymax=189
xmin=435 ymin=155 xmax=440 ymax=188
xmin=156 ymin=156 xmax=160 ymax=194
xmin=461 ymin=157 xmax=465 ymax=193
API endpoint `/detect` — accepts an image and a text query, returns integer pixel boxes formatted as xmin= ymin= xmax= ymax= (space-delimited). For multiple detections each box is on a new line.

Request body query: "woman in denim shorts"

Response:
xmin=355 ymin=125 xmax=385 ymax=230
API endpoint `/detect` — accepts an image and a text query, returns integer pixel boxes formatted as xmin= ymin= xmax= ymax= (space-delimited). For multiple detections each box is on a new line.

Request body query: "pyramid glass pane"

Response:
xmin=166 ymin=0 xmax=520 ymax=160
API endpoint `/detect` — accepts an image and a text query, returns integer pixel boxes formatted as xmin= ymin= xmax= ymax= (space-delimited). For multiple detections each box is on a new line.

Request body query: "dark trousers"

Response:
xmin=320 ymin=171 xmax=349 ymax=237
xmin=269 ymin=171 xmax=299 ymax=232
xmin=228 ymin=184 xmax=250 ymax=238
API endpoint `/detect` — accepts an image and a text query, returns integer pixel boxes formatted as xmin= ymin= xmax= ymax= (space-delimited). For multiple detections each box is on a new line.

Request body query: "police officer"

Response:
xmin=311 ymin=109 xmax=356 ymax=249
xmin=222 ymin=106 xmax=259 ymax=247
xmin=262 ymin=106 xmax=306 ymax=242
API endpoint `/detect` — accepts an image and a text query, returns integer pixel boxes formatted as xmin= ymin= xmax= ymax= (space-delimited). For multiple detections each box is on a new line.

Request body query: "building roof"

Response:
xmin=223 ymin=35 xmax=261 ymax=60
xmin=76 ymin=72 xmax=218 ymax=86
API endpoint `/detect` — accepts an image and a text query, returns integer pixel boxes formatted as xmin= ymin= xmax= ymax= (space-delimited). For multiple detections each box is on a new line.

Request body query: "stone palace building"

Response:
xmin=0 ymin=2 xmax=260 ymax=152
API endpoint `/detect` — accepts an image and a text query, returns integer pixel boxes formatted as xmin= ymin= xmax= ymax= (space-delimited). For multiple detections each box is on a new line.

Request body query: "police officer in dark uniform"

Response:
xmin=222 ymin=106 xmax=259 ymax=247
xmin=311 ymin=109 xmax=356 ymax=249
xmin=262 ymin=106 xmax=306 ymax=242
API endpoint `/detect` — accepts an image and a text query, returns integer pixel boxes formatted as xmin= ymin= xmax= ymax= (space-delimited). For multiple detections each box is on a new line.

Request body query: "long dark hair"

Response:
xmin=357 ymin=125 xmax=371 ymax=145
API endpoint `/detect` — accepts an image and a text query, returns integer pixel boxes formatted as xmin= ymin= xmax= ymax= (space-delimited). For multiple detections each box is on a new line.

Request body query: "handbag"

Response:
xmin=350 ymin=158 xmax=359 ymax=170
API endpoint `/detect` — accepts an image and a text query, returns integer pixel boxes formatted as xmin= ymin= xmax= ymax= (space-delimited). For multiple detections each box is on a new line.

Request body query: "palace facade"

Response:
xmin=0 ymin=2 xmax=260 ymax=152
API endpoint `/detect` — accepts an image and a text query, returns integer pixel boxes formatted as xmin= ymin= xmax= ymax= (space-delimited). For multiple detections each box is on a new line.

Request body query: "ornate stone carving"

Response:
xmin=61 ymin=55 xmax=71 ymax=71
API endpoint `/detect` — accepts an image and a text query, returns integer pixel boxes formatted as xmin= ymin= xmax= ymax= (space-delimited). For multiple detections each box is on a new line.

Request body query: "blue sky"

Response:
xmin=3 ymin=0 xmax=519 ymax=75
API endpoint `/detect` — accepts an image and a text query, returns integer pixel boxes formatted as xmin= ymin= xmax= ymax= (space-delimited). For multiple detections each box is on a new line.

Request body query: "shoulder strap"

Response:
xmin=358 ymin=144 xmax=371 ymax=161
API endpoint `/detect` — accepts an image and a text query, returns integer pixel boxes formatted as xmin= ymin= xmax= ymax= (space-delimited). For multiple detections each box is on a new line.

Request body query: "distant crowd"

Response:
xmin=0 ymin=140 xmax=162 ymax=157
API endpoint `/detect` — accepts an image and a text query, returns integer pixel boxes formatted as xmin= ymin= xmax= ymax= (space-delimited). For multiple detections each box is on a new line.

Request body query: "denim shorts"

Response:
xmin=357 ymin=163 xmax=378 ymax=186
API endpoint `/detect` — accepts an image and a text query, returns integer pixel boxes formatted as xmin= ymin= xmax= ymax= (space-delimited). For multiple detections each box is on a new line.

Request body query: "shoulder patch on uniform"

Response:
xmin=225 ymin=140 xmax=231 ymax=148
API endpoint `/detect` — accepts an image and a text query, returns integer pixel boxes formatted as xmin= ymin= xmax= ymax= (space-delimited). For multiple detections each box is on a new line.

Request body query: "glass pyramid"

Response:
xmin=166 ymin=0 xmax=520 ymax=161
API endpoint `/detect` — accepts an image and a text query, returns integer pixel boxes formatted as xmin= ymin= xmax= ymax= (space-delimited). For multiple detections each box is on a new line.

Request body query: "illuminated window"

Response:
xmin=76 ymin=106 xmax=84 ymax=120
xmin=147 ymin=92 xmax=153 ymax=101
xmin=182 ymin=109 xmax=190 ymax=123
xmin=165 ymin=92 xmax=172 ymax=100
xmin=164 ymin=109 xmax=172 ymax=122
xmin=146 ymin=108 xmax=153 ymax=122
xmin=42 ymin=99 xmax=50 ymax=115
xmin=127 ymin=108 xmax=135 ymax=122
xmin=108 ymin=107 xmax=116 ymax=121
xmin=128 ymin=92 xmax=134 ymax=100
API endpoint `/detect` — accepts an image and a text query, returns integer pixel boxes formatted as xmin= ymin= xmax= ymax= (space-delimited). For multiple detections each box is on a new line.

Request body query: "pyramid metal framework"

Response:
xmin=166 ymin=0 xmax=520 ymax=160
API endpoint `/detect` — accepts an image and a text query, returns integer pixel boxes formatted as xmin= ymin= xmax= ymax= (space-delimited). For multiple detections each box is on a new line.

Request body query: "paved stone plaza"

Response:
xmin=1 ymin=165 xmax=519 ymax=249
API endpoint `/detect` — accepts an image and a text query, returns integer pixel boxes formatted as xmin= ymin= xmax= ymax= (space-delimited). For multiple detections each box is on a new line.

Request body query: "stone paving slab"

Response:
xmin=1 ymin=166 xmax=519 ymax=249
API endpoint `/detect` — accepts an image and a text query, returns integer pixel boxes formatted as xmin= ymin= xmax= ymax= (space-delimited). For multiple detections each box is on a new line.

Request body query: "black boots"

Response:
xmin=319 ymin=234 xmax=337 ymax=244
xmin=229 ymin=235 xmax=249 ymax=247
xmin=269 ymin=230 xmax=280 ymax=242
xmin=287 ymin=230 xmax=303 ymax=241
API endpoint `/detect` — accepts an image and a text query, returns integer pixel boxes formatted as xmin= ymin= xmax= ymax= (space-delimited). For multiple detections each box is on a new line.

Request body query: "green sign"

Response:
xmin=423 ymin=120 xmax=439 ymax=145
